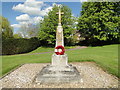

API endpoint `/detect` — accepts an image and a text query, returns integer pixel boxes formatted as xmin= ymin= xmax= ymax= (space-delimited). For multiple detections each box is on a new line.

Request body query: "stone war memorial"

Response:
xmin=1 ymin=2 xmax=119 ymax=89
xmin=35 ymin=5 xmax=80 ymax=84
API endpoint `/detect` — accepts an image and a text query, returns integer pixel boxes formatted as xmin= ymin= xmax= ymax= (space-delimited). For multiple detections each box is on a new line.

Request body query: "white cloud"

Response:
xmin=12 ymin=3 xmax=42 ymax=16
xmin=19 ymin=16 xmax=43 ymax=25
xmin=33 ymin=16 xmax=43 ymax=24
xmin=11 ymin=24 xmax=21 ymax=28
xmin=25 ymin=0 xmax=43 ymax=8
xmin=19 ymin=21 xmax=29 ymax=26
xmin=12 ymin=0 xmax=53 ymax=16
xmin=12 ymin=0 xmax=54 ymax=33
xmin=11 ymin=16 xmax=43 ymax=30
xmin=40 ymin=6 xmax=53 ymax=16
xmin=80 ymin=0 xmax=88 ymax=2
xmin=16 ymin=14 xmax=30 ymax=21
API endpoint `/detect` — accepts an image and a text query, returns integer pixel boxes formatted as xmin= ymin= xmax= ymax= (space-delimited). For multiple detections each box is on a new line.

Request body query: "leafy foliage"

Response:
xmin=2 ymin=37 xmax=40 ymax=55
xmin=77 ymin=2 xmax=120 ymax=42
xmin=13 ymin=34 xmax=22 ymax=38
xmin=0 ymin=16 xmax=13 ymax=38
xmin=18 ymin=23 xmax=40 ymax=38
xmin=38 ymin=5 xmax=75 ymax=46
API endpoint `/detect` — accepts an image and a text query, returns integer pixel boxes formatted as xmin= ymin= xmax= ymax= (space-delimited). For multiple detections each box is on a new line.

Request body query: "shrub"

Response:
xmin=2 ymin=37 xmax=40 ymax=55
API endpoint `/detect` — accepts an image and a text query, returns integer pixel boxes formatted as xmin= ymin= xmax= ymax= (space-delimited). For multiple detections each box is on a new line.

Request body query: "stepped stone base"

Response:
xmin=35 ymin=54 xmax=80 ymax=84
xmin=35 ymin=64 xmax=80 ymax=84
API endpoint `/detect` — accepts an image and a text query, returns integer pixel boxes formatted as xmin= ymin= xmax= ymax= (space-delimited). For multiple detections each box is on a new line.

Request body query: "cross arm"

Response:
xmin=56 ymin=12 xmax=64 ymax=14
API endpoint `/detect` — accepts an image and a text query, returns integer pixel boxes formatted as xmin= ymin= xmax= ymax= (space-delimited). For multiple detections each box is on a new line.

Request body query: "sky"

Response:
xmin=2 ymin=0 xmax=82 ymax=33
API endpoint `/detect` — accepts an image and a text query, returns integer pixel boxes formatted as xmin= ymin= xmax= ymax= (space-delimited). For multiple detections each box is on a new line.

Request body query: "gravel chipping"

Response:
xmin=0 ymin=62 xmax=118 ymax=88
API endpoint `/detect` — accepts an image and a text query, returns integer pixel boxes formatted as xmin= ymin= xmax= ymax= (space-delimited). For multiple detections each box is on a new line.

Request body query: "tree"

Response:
xmin=77 ymin=2 xmax=120 ymax=42
xmin=0 ymin=16 xmax=13 ymax=38
xmin=38 ymin=5 xmax=75 ymax=45
xmin=13 ymin=34 xmax=22 ymax=38
xmin=18 ymin=23 xmax=40 ymax=38
xmin=18 ymin=24 xmax=28 ymax=38
xmin=27 ymin=24 xmax=40 ymax=38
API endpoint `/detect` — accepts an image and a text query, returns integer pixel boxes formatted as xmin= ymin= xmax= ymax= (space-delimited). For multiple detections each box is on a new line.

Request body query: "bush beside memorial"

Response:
xmin=2 ymin=37 xmax=40 ymax=55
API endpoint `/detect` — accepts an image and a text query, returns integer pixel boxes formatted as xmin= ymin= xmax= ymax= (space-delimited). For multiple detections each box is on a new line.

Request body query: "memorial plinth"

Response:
xmin=35 ymin=64 xmax=80 ymax=84
xmin=35 ymin=5 xmax=80 ymax=84
xmin=52 ymin=54 xmax=68 ymax=66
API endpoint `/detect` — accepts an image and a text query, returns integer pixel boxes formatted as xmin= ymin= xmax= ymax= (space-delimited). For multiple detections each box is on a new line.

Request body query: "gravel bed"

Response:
xmin=0 ymin=62 xmax=118 ymax=88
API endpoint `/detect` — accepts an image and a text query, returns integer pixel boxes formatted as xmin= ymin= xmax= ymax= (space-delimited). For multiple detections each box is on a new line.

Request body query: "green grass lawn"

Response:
xmin=29 ymin=46 xmax=75 ymax=54
xmin=1 ymin=44 xmax=119 ymax=78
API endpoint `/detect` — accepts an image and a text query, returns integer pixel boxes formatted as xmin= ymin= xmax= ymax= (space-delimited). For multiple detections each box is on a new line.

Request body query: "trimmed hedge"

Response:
xmin=78 ymin=38 xmax=120 ymax=46
xmin=2 ymin=37 xmax=40 ymax=55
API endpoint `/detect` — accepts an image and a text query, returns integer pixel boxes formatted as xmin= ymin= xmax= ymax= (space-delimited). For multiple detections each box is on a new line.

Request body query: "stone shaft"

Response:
xmin=55 ymin=25 xmax=64 ymax=47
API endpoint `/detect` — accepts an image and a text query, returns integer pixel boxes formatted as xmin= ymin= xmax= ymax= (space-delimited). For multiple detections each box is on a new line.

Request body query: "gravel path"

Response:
xmin=0 ymin=62 xmax=118 ymax=88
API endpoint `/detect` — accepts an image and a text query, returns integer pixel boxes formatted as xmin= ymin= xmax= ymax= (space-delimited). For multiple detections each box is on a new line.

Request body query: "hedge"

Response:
xmin=2 ymin=37 xmax=40 ymax=55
